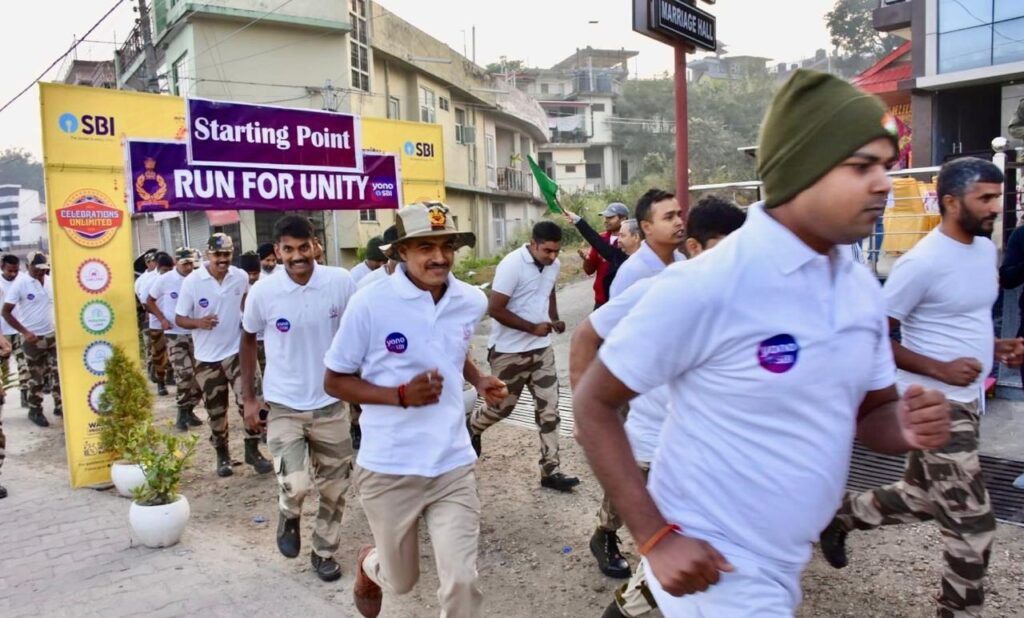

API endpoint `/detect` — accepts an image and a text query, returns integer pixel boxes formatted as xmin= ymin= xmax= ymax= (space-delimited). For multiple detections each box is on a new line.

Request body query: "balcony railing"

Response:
xmin=116 ymin=25 xmax=144 ymax=74
xmin=497 ymin=167 xmax=533 ymax=194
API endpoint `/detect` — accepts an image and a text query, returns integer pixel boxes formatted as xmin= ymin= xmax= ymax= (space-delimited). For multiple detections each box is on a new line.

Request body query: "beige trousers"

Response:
xmin=355 ymin=462 xmax=483 ymax=618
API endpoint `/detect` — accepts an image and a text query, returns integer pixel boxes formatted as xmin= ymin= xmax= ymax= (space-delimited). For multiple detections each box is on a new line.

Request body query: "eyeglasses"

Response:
xmin=210 ymin=250 xmax=232 ymax=258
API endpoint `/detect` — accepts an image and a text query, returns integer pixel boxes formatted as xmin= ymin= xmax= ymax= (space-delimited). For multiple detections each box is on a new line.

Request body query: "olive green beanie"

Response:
xmin=757 ymin=69 xmax=899 ymax=207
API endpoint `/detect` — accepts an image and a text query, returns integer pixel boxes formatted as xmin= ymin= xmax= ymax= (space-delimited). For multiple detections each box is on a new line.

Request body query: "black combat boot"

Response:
xmin=27 ymin=408 xmax=48 ymax=427
xmin=156 ymin=383 xmax=169 ymax=396
xmin=175 ymin=406 xmax=190 ymax=432
xmin=311 ymin=551 xmax=342 ymax=582
xmin=185 ymin=407 xmax=203 ymax=427
xmin=540 ymin=472 xmax=580 ymax=492
xmin=819 ymin=519 xmax=849 ymax=569
xmin=277 ymin=512 xmax=300 ymax=558
xmin=215 ymin=445 xmax=233 ymax=477
xmin=590 ymin=527 xmax=632 ymax=578
xmin=244 ymin=438 xmax=273 ymax=474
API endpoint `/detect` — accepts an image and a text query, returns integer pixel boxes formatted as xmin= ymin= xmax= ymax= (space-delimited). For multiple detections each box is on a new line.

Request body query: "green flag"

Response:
xmin=527 ymin=155 xmax=562 ymax=214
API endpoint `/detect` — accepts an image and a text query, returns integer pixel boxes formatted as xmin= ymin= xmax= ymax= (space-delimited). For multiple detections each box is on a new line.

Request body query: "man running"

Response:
xmin=608 ymin=189 xmax=685 ymax=298
xmin=139 ymin=252 xmax=174 ymax=396
xmin=0 ymin=254 xmax=27 ymax=407
xmin=258 ymin=242 xmax=279 ymax=279
xmin=324 ymin=202 xmax=506 ymax=618
xmin=573 ymin=70 xmax=951 ymax=616
xmin=350 ymin=236 xmax=387 ymax=285
xmin=242 ymin=215 xmax=357 ymax=582
xmin=820 ymin=157 xmax=1024 ymax=618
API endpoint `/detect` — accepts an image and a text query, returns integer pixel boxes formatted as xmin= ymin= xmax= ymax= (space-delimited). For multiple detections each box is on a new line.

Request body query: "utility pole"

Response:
xmin=136 ymin=0 xmax=160 ymax=93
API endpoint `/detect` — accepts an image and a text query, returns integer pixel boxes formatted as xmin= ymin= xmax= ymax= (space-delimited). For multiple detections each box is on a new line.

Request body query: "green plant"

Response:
xmin=132 ymin=426 xmax=199 ymax=506
xmin=97 ymin=344 xmax=154 ymax=461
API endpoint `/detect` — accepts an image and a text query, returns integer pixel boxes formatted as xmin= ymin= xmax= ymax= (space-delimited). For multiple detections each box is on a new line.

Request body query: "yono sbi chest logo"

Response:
xmin=757 ymin=334 xmax=799 ymax=374
xmin=198 ymin=298 xmax=209 ymax=308
xmin=275 ymin=318 xmax=291 ymax=333
xmin=385 ymin=332 xmax=408 ymax=353
xmin=26 ymin=293 xmax=36 ymax=301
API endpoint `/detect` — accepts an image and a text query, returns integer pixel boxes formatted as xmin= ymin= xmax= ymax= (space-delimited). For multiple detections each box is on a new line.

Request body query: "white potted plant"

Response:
xmin=97 ymin=345 xmax=154 ymax=497
xmin=128 ymin=427 xmax=199 ymax=548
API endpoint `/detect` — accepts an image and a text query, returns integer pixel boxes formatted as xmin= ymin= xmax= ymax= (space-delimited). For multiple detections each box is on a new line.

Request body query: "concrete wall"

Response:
xmin=551 ymin=148 xmax=587 ymax=191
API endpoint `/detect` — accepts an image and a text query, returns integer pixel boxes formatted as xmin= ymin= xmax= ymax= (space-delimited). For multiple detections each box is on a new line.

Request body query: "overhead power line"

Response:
xmin=0 ymin=0 xmax=126 ymax=116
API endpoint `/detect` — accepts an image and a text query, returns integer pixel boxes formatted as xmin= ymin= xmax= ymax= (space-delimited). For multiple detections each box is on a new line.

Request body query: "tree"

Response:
xmin=0 ymin=149 xmax=45 ymax=201
xmin=484 ymin=58 xmax=524 ymax=74
xmin=826 ymin=0 xmax=902 ymax=72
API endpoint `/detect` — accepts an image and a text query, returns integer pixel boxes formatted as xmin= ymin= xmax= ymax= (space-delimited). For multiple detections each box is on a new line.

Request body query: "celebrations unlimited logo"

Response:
xmin=57 ymin=190 xmax=124 ymax=248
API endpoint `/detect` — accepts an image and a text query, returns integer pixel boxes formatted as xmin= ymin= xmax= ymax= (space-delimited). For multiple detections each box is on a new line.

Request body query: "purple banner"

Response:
xmin=126 ymin=139 xmax=401 ymax=214
xmin=186 ymin=98 xmax=363 ymax=172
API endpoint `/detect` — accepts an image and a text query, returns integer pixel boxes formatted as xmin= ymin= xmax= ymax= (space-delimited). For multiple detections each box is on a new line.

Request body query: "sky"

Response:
xmin=0 ymin=0 xmax=837 ymax=160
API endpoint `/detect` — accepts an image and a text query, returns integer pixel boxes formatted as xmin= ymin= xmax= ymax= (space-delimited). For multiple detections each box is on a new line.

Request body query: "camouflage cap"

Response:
xmin=207 ymin=233 xmax=234 ymax=252
xmin=174 ymin=247 xmax=198 ymax=263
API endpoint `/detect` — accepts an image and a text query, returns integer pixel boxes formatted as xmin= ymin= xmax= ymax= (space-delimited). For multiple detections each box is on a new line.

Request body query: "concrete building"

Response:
xmin=61 ymin=60 xmax=117 ymax=89
xmin=113 ymin=0 xmax=549 ymax=262
xmin=689 ymin=55 xmax=771 ymax=83
xmin=871 ymin=0 xmax=1024 ymax=165
xmin=515 ymin=48 xmax=639 ymax=193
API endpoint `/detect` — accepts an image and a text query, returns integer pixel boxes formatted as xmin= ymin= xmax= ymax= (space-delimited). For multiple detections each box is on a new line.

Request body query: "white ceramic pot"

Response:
xmin=110 ymin=461 xmax=146 ymax=498
xmin=128 ymin=495 xmax=191 ymax=548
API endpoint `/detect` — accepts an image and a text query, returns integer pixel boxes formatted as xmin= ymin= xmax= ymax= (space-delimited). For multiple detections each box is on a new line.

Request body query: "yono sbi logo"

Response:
xmin=57 ymin=112 xmax=116 ymax=136
xmin=198 ymin=298 xmax=209 ymax=308
xmin=385 ymin=332 xmax=408 ymax=353
xmin=757 ymin=334 xmax=799 ymax=374
xmin=275 ymin=318 xmax=291 ymax=333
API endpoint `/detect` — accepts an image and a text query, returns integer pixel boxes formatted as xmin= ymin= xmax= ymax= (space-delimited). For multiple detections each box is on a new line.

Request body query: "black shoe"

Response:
xmin=165 ymin=374 xmax=176 ymax=387
xmin=215 ymin=445 xmax=233 ymax=477
xmin=277 ymin=514 xmax=301 ymax=558
xmin=157 ymin=384 xmax=169 ymax=396
xmin=819 ymin=519 xmax=849 ymax=569
xmin=311 ymin=551 xmax=342 ymax=582
xmin=175 ymin=407 xmax=190 ymax=432
xmin=19 ymin=390 xmax=26 ymax=408
xmin=350 ymin=422 xmax=362 ymax=451
xmin=590 ymin=527 xmax=631 ymax=579
xmin=27 ymin=408 xmax=48 ymax=427
xmin=540 ymin=472 xmax=580 ymax=493
xmin=0 ymin=485 xmax=7 ymax=499
xmin=601 ymin=599 xmax=630 ymax=618
xmin=244 ymin=438 xmax=274 ymax=474
xmin=186 ymin=408 xmax=203 ymax=427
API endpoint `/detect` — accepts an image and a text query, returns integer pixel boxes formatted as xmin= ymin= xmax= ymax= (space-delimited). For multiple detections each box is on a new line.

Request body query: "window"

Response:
xmin=439 ymin=96 xmax=450 ymax=111
xmin=419 ymin=86 xmax=436 ymax=123
xmin=620 ymin=160 xmax=629 ymax=185
xmin=565 ymin=165 xmax=577 ymax=173
xmin=388 ymin=96 xmax=400 ymax=120
xmin=485 ymin=134 xmax=497 ymax=187
xmin=938 ymin=0 xmax=1024 ymax=72
xmin=171 ymin=53 xmax=190 ymax=96
xmin=359 ymin=209 xmax=377 ymax=222
xmin=455 ymin=108 xmax=466 ymax=144
xmin=349 ymin=0 xmax=370 ymax=92
xmin=994 ymin=17 xmax=1024 ymax=65
xmin=492 ymin=203 xmax=507 ymax=248
xmin=541 ymin=83 xmax=549 ymax=94
xmin=591 ymin=103 xmax=605 ymax=112
xmin=585 ymin=163 xmax=602 ymax=179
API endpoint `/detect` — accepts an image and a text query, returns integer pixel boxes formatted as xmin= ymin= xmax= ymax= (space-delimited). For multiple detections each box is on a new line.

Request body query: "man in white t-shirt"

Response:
xmin=240 ymin=215 xmax=357 ymax=583
xmin=138 ymin=252 xmax=174 ymax=397
xmin=175 ymin=234 xmax=273 ymax=478
xmin=2 ymin=252 xmax=59 ymax=427
xmin=350 ymin=236 xmax=386 ymax=285
xmin=357 ymin=226 xmax=400 ymax=291
xmin=324 ymin=202 xmax=506 ymax=618
xmin=608 ymin=189 xmax=685 ymax=299
xmin=822 ymin=157 xmax=1024 ymax=617
xmin=573 ymin=70 xmax=953 ymax=616
xmin=469 ymin=221 xmax=580 ymax=492
xmin=570 ymin=197 xmax=746 ymax=608
xmin=147 ymin=247 xmax=204 ymax=431
xmin=257 ymin=243 xmax=279 ymax=280
xmin=0 ymin=254 xmax=27 ymax=407
xmin=135 ymin=250 xmax=159 ymax=382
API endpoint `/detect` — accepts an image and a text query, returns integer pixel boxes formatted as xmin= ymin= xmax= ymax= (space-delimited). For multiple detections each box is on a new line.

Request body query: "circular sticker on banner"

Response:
xmin=80 ymin=300 xmax=114 ymax=335
xmin=77 ymin=259 xmax=111 ymax=294
xmin=83 ymin=341 xmax=114 ymax=376
xmin=88 ymin=381 xmax=108 ymax=415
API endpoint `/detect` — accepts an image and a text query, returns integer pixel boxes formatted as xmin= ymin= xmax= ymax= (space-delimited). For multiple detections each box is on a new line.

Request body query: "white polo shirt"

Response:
xmin=591 ymin=277 xmax=671 ymax=464
xmin=884 ymin=228 xmax=997 ymax=403
xmin=488 ymin=244 xmax=560 ymax=353
xmin=134 ymin=269 xmax=158 ymax=304
xmin=6 ymin=274 xmax=54 ymax=337
xmin=0 ymin=273 xmax=24 ymax=336
xmin=608 ymin=240 xmax=685 ymax=299
xmin=175 ymin=265 xmax=248 ymax=363
xmin=147 ymin=269 xmax=190 ymax=336
xmin=324 ymin=266 xmax=487 ymax=477
xmin=349 ymin=261 xmax=373 ymax=284
xmin=600 ymin=203 xmax=895 ymax=571
xmin=357 ymin=263 xmax=394 ymax=290
xmin=244 ymin=264 xmax=355 ymax=410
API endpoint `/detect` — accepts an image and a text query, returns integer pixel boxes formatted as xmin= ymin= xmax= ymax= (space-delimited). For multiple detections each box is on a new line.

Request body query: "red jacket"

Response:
xmin=585 ymin=232 xmax=618 ymax=306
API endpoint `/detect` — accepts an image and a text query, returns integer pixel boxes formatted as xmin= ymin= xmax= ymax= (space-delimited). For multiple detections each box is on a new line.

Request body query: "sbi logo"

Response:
xmin=403 ymin=141 xmax=435 ymax=158
xmin=58 ymin=112 xmax=116 ymax=136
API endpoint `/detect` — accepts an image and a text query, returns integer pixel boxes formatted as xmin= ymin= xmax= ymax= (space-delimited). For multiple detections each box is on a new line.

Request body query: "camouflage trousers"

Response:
xmin=471 ymin=346 xmax=561 ymax=476
xmin=598 ymin=460 xmax=650 ymax=532
xmin=166 ymin=334 xmax=203 ymax=410
xmin=23 ymin=334 xmax=61 ymax=414
xmin=0 ymin=334 xmax=27 ymax=393
xmin=835 ymin=400 xmax=994 ymax=618
xmin=0 ymin=395 xmax=5 ymax=474
xmin=194 ymin=354 xmax=259 ymax=448
xmin=267 ymin=401 xmax=353 ymax=558
xmin=147 ymin=329 xmax=169 ymax=385
xmin=614 ymin=558 xmax=659 ymax=618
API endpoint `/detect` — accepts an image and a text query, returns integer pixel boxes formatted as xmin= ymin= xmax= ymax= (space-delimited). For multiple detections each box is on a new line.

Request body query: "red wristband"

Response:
xmin=639 ymin=523 xmax=682 ymax=556
xmin=397 ymin=384 xmax=408 ymax=408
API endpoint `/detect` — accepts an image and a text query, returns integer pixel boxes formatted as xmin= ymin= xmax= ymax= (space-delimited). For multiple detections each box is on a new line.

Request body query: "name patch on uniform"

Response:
xmin=198 ymin=298 xmax=209 ymax=308
xmin=385 ymin=332 xmax=408 ymax=353
xmin=757 ymin=334 xmax=799 ymax=374
xmin=275 ymin=318 xmax=291 ymax=333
